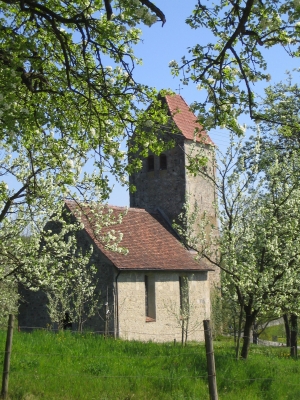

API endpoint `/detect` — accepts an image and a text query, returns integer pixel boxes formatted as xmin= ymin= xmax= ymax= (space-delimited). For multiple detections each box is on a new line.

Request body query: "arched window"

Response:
xmin=147 ymin=155 xmax=154 ymax=171
xmin=160 ymin=154 xmax=167 ymax=170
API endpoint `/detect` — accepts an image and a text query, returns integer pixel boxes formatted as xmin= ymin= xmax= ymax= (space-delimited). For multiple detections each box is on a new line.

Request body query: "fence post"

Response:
xmin=203 ymin=319 xmax=218 ymax=400
xmin=1 ymin=314 xmax=14 ymax=400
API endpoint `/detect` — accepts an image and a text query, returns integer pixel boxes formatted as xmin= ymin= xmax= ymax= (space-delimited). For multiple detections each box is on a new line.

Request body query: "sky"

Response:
xmin=108 ymin=0 xmax=300 ymax=206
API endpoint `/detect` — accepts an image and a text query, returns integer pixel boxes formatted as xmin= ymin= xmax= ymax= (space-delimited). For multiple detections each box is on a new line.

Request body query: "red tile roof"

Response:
xmin=164 ymin=94 xmax=214 ymax=145
xmin=65 ymin=200 xmax=212 ymax=272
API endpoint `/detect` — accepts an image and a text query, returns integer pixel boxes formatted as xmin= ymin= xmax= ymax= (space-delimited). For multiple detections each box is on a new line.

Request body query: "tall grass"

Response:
xmin=0 ymin=330 xmax=300 ymax=399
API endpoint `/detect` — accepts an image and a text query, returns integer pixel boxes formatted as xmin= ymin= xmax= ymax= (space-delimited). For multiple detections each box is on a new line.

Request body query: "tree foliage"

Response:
xmin=182 ymin=128 xmax=300 ymax=358
xmin=46 ymin=255 xmax=101 ymax=332
xmin=0 ymin=0 xmax=170 ymax=293
xmin=170 ymin=0 xmax=300 ymax=134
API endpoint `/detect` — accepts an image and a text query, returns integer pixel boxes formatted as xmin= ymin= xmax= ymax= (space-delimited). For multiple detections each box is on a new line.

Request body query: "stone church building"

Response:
xmin=19 ymin=94 xmax=218 ymax=342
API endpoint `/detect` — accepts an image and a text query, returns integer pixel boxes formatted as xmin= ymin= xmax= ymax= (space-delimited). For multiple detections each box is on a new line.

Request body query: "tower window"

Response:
xmin=160 ymin=154 xmax=167 ymax=170
xmin=145 ymin=275 xmax=156 ymax=321
xmin=147 ymin=155 xmax=154 ymax=171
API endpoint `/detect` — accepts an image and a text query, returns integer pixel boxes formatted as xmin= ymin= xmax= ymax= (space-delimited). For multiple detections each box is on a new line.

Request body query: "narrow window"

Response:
xmin=179 ymin=277 xmax=189 ymax=318
xmin=147 ymin=155 xmax=154 ymax=171
xmin=145 ymin=275 xmax=156 ymax=321
xmin=160 ymin=154 xmax=167 ymax=170
xmin=145 ymin=275 xmax=149 ymax=317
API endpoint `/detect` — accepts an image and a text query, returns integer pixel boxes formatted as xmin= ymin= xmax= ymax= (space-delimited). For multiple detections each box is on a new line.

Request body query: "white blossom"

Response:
xmin=169 ymin=60 xmax=178 ymax=68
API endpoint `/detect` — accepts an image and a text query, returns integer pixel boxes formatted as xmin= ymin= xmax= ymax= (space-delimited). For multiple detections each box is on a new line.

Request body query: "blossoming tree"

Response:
xmin=0 ymin=0 xmax=170 ymax=312
xmin=170 ymin=0 xmax=300 ymax=134
xmin=182 ymin=127 xmax=300 ymax=359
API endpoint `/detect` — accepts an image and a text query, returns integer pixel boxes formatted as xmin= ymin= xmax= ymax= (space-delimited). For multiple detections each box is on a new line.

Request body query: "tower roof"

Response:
xmin=164 ymin=94 xmax=214 ymax=145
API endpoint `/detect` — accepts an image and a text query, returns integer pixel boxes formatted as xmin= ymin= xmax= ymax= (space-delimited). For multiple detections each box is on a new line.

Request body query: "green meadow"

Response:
xmin=0 ymin=330 xmax=300 ymax=400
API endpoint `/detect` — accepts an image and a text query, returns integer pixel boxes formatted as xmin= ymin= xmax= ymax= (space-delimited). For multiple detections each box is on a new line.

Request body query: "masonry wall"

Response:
xmin=184 ymin=140 xmax=217 ymax=224
xmin=116 ymin=270 xmax=210 ymax=342
xmin=129 ymin=136 xmax=186 ymax=224
xmin=129 ymin=135 xmax=220 ymax=290
xmin=73 ymin=229 xmax=116 ymax=334
xmin=18 ymin=225 xmax=116 ymax=334
xmin=184 ymin=140 xmax=220 ymax=289
xmin=19 ymin=286 xmax=51 ymax=330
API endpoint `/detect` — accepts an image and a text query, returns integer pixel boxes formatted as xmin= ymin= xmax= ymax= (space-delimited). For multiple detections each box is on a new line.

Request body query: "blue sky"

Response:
xmin=108 ymin=1 xmax=300 ymax=206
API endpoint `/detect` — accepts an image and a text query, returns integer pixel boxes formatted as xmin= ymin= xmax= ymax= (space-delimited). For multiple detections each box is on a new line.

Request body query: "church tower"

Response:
xmin=129 ymin=94 xmax=219 ymax=287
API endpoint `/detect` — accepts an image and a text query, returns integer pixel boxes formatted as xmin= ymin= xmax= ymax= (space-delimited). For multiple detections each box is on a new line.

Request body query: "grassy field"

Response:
xmin=259 ymin=324 xmax=287 ymax=343
xmin=0 ymin=330 xmax=300 ymax=400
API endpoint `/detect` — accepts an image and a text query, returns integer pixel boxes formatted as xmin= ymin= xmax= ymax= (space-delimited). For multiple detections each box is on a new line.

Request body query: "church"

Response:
xmin=19 ymin=94 xmax=218 ymax=342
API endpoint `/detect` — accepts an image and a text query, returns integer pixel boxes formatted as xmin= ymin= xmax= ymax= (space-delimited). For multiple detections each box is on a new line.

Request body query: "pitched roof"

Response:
xmin=164 ymin=94 xmax=214 ymax=145
xmin=65 ymin=200 xmax=212 ymax=272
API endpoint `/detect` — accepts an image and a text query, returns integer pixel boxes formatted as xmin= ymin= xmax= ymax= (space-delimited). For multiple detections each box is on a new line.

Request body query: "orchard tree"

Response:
xmin=183 ymin=133 xmax=300 ymax=359
xmin=256 ymin=71 xmax=300 ymax=140
xmin=170 ymin=0 xmax=300 ymax=134
xmin=0 ymin=0 xmax=171 ymax=295
xmin=46 ymin=255 xmax=101 ymax=332
xmin=249 ymin=74 xmax=300 ymax=355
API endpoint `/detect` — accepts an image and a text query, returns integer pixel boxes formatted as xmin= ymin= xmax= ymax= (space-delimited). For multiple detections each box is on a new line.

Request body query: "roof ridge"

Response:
xmin=65 ymin=200 xmax=151 ymax=213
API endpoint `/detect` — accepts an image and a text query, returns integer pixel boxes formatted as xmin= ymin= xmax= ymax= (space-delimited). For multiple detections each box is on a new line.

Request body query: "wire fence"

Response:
xmin=1 ymin=323 xmax=300 ymax=400
xmin=1 ymin=349 xmax=299 ymax=386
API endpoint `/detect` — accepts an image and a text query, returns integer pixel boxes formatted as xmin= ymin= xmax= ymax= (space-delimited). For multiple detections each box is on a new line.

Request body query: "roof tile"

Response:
xmin=65 ymin=201 xmax=212 ymax=272
xmin=164 ymin=94 xmax=214 ymax=144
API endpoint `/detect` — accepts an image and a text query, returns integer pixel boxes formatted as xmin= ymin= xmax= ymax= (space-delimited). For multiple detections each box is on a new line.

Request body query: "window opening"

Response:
xmin=160 ymin=154 xmax=167 ymax=170
xmin=147 ymin=155 xmax=154 ymax=171
xmin=145 ymin=275 xmax=156 ymax=321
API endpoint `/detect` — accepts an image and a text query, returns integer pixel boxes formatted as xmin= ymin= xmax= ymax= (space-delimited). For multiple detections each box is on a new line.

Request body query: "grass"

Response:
xmin=0 ymin=330 xmax=300 ymax=399
xmin=259 ymin=324 xmax=288 ymax=343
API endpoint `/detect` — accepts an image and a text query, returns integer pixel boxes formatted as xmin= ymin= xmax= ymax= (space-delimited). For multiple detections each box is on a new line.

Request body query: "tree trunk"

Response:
xmin=253 ymin=320 xmax=258 ymax=344
xmin=181 ymin=320 xmax=185 ymax=346
xmin=283 ymin=314 xmax=291 ymax=347
xmin=240 ymin=307 xmax=257 ymax=359
xmin=290 ymin=314 xmax=298 ymax=358
xmin=184 ymin=317 xmax=189 ymax=346
xmin=233 ymin=315 xmax=237 ymax=344
xmin=235 ymin=303 xmax=243 ymax=360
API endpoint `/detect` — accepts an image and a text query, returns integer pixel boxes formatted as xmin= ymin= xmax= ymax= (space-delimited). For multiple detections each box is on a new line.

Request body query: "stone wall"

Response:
xmin=18 ymin=225 xmax=116 ymax=334
xmin=129 ymin=135 xmax=220 ymax=290
xmin=19 ymin=286 xmax=51 ymax=330
xmin=129 ymin=136 xmax=186 ymax=224
xmin=184 ymin=140 xmax=220 ymax=289
xmin=116 ymin=270 xmax=210 ymax=342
